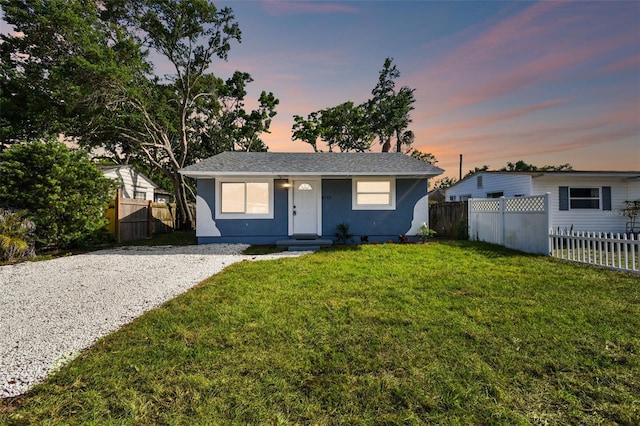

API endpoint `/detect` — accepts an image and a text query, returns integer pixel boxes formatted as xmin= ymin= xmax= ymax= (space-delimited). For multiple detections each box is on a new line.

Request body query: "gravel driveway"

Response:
xmin=0 ymin=244 xmax=306 ymax=398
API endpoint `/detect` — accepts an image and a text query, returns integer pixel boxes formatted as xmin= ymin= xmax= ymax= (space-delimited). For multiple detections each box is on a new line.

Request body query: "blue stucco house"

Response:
xmin=179 ymin=152 xmax=444 ymax=246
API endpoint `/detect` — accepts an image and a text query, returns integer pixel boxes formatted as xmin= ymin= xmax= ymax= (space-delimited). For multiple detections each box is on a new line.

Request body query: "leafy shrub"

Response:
xmin=0 ymin=140 xmax=115 ymax=249
xmin=417 ymin=223 xmax=437 ymax=243
xmin=335 ymin=222 xmax=354 ymax=244
xmin=0 ymin=208 xmax=36 ymax=262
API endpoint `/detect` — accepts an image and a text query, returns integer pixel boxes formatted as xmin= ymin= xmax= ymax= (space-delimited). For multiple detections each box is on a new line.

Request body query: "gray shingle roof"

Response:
xmin=180 ymin=152 xmax=444 ymax=177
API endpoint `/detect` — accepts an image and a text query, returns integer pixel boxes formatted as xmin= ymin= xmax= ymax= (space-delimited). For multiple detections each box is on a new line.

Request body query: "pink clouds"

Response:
xmin=409 ymin=1 xmax=638 ymax=114
xmin=227 ymin=1 xmax=638 ymax=177
xmin=600 ymin=55 xmax=640 ymax=75
xmin=398 ymin=1 xmax=640 ymax=178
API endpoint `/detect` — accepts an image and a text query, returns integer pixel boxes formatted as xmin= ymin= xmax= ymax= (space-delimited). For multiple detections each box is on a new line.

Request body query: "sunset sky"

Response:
xmin=208 ymin=0 xmax=639 ymax=180
xmin=1 ymin=1 xmax=638 ymax=180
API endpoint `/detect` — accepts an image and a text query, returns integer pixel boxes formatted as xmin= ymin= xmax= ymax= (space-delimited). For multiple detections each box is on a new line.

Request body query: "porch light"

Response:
xmin=282 ymin=181 xmax=292 ymax=189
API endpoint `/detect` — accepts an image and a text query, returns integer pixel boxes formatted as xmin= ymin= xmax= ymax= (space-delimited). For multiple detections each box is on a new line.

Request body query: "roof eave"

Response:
xmin=180 ymin=170 xmax=443 ymax=178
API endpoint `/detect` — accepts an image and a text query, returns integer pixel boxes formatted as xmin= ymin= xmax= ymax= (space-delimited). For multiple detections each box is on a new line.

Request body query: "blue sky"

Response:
xmin=211 ymin=0 xmax=639 ymax=179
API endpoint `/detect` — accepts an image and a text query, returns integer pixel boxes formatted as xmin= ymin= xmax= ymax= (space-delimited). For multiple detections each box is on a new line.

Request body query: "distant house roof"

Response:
xmin=448 ymin=170 xmax=640 ymax=190
xmin=98 ymin=164 xmax=158 ymax=189
xmin=180 ymin=152 xmax=444 ymax=178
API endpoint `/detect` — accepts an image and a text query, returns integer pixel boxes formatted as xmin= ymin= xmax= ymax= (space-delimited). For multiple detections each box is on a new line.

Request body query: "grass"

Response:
xmin=1 ymin=242 xmax=638 ymax=424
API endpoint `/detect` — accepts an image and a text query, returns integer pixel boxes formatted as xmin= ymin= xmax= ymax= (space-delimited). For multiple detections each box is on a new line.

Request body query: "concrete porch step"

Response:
xmin=290 ymin=233 xmax=321 ymax=240
xmin=287 ymin=245 xmax=321 ymax=252
xmin=275 ymin=235 xmax=333 ymax=249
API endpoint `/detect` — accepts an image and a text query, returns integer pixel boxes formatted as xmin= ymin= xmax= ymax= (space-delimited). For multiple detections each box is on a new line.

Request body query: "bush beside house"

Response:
xmin=0 ymin=140 xmax=115 ymax=250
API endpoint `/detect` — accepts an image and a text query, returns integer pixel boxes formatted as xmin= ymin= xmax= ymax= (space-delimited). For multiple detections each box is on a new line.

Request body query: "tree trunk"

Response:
xmin=173 ymin=174 xmax=194 ymax=230
xmin=381 ymin=138 xmax=391 ymax=152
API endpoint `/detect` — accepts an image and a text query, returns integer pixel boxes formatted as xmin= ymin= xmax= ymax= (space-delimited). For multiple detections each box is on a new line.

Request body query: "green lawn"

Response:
xmin=2 ymin=242 xmax=638 ymax=425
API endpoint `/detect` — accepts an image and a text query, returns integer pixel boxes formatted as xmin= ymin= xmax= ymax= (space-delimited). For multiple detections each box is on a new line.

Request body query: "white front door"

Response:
xmin=292 ymin=179 xmax=318 ymax=235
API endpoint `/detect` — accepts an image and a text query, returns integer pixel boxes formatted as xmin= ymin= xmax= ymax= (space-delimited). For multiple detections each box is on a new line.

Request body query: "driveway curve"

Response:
xmin=0 ymin=244 xmax=305 ymax=398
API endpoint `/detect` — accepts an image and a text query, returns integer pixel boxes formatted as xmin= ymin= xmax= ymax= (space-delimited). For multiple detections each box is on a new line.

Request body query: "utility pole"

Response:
xmin=459 ymin=154 xmax=463 ymax=181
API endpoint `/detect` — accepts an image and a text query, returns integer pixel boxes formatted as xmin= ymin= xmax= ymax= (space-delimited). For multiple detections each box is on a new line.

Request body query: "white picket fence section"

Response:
xmin=549 ymin=230 xmax=640 ymax=273
xmin=468 ymin=194 xmax=550 ymax=254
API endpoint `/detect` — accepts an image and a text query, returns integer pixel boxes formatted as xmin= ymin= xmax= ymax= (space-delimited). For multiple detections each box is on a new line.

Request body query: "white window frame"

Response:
xmin=352 ymin=177 xmax=396 ymax=210
xmin=215 ymin=178 xmax=274 ymax=219
xmin=133 ymin=190 xmax=146 ymax=200
xmin=569 ymin=187 xmax=600 ymax=210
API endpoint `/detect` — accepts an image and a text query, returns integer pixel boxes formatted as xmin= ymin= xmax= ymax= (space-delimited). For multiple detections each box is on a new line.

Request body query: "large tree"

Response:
xmin=292 ymin=57 xmax=417 ymax=154
xmin=1 ymin=0 xmax=278 ymax=229
xmin=368 ymin=57 xmax=416 ymax=152
xmin=292 ymin=101 xmax=373 ymax=152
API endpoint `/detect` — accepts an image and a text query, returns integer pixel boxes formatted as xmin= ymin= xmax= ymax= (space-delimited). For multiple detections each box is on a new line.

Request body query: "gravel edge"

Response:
xmin=0 ymin=244 xmax=308 ymax=398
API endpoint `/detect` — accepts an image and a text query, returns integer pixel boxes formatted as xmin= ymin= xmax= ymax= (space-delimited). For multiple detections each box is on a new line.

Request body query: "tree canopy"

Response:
xmin=464 ymin=161 xmax=573 ymax=178
xmin=1 ymin=0 xmax=279 ymax=228
xmin=292 ymin=102 xmax=373 ymax=152
xmin=368 ymin=58 xmax=416 ymax=153
xmin=291 ymin=57 xmax=418 ymax=154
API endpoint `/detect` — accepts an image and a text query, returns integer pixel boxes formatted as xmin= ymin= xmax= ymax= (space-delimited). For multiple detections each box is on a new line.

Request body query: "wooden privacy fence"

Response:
xmin=105 ymin=193 xmax=178 ymax=242
xmin=549 ymin=230 xmax=640 ymax=273
xmin=429 ymin=201 xmax=468 ymax=239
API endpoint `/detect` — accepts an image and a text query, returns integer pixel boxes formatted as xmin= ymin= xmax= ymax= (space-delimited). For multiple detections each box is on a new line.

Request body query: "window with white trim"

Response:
xmin=352 ymin=178 xmax=395 ymax=210
xmin=569 ymin=187 xmax=599 ymax=209
xmin=216 ymin=179 xmax=273 ymax=219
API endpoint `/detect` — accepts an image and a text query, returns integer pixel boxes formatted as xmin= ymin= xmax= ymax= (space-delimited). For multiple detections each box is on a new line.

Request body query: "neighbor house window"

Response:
xmin=486 ymin=191 xmax=503 ymax=198
xmin=133 ymin=190 xmax=146 ymax=200
xmin=352 ymin=178 xmax=396 ymax=210
xmin=569 ymin=187 xmax=600 ymax=209
xmin=560 ymin=186 xmax=611 ymax=211
xmin=216 ymin=179 xmax=273 ymax=219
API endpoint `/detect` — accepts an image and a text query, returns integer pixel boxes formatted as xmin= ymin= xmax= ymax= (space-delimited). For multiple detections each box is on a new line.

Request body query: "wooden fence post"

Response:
xmin=147 ymin=200 xmax=153 ymax=238
xmin=115 ymin=188 xmax=121 ymax=244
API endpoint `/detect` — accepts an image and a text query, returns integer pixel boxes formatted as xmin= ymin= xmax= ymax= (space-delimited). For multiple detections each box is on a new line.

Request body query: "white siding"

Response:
xmin=445 ymin=173 xmax=532 ymax=201
xmin=532 ymin=175 xmax=633 ymax=233
xmin=102 ymin=166 xmax=157 ymax=201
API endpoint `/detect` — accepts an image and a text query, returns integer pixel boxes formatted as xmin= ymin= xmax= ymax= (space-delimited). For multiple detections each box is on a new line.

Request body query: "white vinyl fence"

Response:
xmin=468 ymin=194 xmax=639 ymax=273
xmin=549 ymin=230 xmax=640 ymax=273
xmin=468 ymin=194 xmax=550 ymax=254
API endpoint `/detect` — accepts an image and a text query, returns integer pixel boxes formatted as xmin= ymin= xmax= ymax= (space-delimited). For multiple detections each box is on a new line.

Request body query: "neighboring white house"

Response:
xmin=446 ymin=171 xmax=640 ymax=233
xmin=99 ymin=165 xmax=164 ymax=203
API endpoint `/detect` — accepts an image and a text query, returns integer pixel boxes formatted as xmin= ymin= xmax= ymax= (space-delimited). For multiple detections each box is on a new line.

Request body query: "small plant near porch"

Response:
xmin=417 ymin=222 xmax=437 ymax=243
xmin=335 ymin=222 xmax=354 ymax=244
